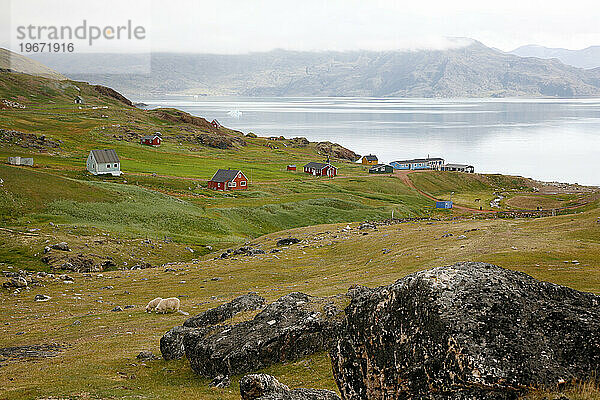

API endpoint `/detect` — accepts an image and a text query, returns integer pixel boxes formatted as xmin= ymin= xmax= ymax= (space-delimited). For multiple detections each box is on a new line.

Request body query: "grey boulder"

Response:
xmin=160 ymin=293 xmax=265 ymax=360
xmin=184 ymin=292 xmax=339 ymax=377
xmin=330 ymin=262 xmax=600 ymax=400
xmin=240 ymin=374 xmax=340 ymax=400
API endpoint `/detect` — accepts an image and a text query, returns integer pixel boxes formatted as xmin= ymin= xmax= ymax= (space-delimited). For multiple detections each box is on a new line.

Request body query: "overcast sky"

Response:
xmin=2 ymin=0 xmax=600 ymax=53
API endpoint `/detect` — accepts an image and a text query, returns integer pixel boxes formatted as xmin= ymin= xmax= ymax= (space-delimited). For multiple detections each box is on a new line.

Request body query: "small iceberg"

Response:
xmin=228 ymin=110 xmax=243 ymax=119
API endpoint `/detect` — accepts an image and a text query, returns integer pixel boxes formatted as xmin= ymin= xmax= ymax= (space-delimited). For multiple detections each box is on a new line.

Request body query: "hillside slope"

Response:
xmin=510 ymin=44 xmax=600 ymax=69
xmin=30 ymin=40 xmax=600 ymax=97
xmin=0 ymin=48 xmax=66 ymax=80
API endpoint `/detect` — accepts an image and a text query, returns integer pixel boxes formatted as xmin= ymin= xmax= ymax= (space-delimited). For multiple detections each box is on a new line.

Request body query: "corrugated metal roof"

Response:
xmin=444 ymin=164 xmax=472 ymax=168
xmin=303 ymin=162 xmax=335 ymax=170
xmin=363 ymin=155 xmax=378 ymax=161
xmin=392 ymin=157 xmax=444 ymax=164
xmin=142 ymin=135 xmax=160 ymax=140
xmin=370 ymin=164 xmax=391 ymax=169
xmin=90 ymin=149 xmax=119 ymax=163
xmin=210 ymin=169 xmax=242 ymax=182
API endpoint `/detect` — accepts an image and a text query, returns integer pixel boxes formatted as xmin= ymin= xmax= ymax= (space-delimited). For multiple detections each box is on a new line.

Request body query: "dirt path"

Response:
xmin=394 ymin=170 xmax=496 ymax=214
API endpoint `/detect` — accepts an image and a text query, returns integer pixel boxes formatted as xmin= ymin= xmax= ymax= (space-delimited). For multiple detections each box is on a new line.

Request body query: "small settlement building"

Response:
xmin=74 ymin=96 xmax=84 ymax=104
xmin=391 ymin=157 xmax=444 ymax=171
xmin=140 ymin=134 xmax=162 ymax=147
xmin=208 ymin=169 xmax=248 ymax=191
xmin=286 ymin=164 xmax=297 ymax=171
xmin=86 ymin=149 xmax=121 ymax=176
xmin=369 ymin=164 xmax=394 ymax=174
xmin=303 ymin=162 xmax=337 ymax=177
xmin=442 ymin=163 xmax=475 ymax=173
xmin=211 ymin=119 xmax=221 ymax=129
xmin=361 ymin=154 xmax=378 ymax=165
xmin=7 ymin=156 xmax=33 ymax=166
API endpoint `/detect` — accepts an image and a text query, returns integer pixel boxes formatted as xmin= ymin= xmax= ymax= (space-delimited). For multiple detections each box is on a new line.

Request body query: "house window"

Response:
xmin=229 ymin=181 xmax=237 ymax=188
xmin=106 ymin=164 xmax=110 ymax=168
xmin=240 ymin=181 xmax=246 ymax=186
xmin=114 ymin=164 xmax=118 ymax=168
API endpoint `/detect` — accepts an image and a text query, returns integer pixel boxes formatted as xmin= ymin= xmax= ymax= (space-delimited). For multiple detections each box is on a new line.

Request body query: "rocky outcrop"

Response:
xmin=276 ymin=238 xmax=300 ymax=247
xmin=316 ymin=141 xmax=359 ymax=162
xmin=240 ymin=374 xmax=340 ymax=400
xmin=219 ymin=246 xmax=266 ymax=259
xmin=40 ymin=252 xmax=110 ymax=273
xmin=194 ymin=132 xmax=246 ymax=149
xmin=330 ymin=262 xmax=600 ymax=400
xmin=184 ymin=292 xmax=341 ymax=378
xmin=184 ymin=293 xmax=265 ymax=328
xmin=151 ymin=108 xmax=217 ymax=132
xmin=93 ymin=85 xmax=133 ymax=106
xmin=289 ymin=137 xmax=309 ymax=147
xmin=0 ymin=129 xmax=61 ymax=150
xmin=160 ymin=293 xmax=266 ymax=360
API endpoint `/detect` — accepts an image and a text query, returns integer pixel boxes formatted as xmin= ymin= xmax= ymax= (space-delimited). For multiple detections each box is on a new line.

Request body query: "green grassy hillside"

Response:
xmin=1 ymin=69 xmax=599 ymax=400
xmin=1 ymin=203 xmax=599 ymax=399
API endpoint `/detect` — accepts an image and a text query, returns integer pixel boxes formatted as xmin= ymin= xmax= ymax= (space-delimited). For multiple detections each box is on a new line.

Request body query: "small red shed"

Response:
xmin=303 ymin=162 xmax=337 ymax=177
xmin=211 ymin=119 xmax=221 ymax=129
xmin=141 ymin=134 xmax=162 ymax=147
xmin=287 ymin=164 xmax=297 ymax=171
xmin=208 ymin=169 xmax=248 ymax=191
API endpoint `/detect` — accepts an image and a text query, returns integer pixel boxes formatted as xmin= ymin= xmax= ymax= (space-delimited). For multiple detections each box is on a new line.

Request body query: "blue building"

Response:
xmin=436 ymin=201 xmax=453 ymax=209
xmin=390 ymin=157 xmax=444 ymax=171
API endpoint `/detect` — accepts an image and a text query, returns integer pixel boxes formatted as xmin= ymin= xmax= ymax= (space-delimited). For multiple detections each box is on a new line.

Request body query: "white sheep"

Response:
xmin=145 ymin=297 xmax=162 ymax=313
xmin=155 ymin=297 xmax=181 ymax=313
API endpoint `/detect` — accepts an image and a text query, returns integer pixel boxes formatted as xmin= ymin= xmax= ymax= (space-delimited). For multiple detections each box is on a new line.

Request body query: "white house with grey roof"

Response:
xmin=442 ymin=163 xmax=474 ymax=173
xmin=86 ymin=149 xmax=122 ymax=176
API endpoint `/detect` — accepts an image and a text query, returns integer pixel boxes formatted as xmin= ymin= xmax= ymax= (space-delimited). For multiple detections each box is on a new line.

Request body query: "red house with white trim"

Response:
xmin=140 ymin=134 xmax=162 ymax=147
xmin=208 ymin=169 xmax=248 ymax=191
xmin=211 ymin=119 xmax=221 ymax=129
xmin=303 ymin=162 xmax=337 ymax=177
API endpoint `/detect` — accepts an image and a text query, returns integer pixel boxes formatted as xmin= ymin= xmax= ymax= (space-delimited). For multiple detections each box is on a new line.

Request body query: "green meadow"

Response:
xmin=1 ymin=70 xmax=600 ymax=400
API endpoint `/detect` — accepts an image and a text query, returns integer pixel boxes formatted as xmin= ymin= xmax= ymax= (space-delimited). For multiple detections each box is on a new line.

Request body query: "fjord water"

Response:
xmin=143 ymin=97 xmax=600 ymax=186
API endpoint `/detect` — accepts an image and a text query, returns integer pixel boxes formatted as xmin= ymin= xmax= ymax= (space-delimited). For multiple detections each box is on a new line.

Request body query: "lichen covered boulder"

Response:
xmin=160 ymin=293 xmax=265 ymax=360
xmin=184 ymin=292 xmax=340 ymax=377
xmin=330 ymin=262 xmax=600 ymax=399
xmin=240 ymin=374 xmax=340 ymax=400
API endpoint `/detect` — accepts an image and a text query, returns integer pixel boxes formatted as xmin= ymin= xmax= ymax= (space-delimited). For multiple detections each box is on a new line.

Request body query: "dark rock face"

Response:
xmin=184 ymin=293 xmax=265 ymax=328
xmin=240 ymin=374 xmax=340 ymax=400
xmin=160 ymin=293 xmax=266 ymax=360
xmin=185 ymin=292 xmax=337 ymax=377
xmin=276 ymin=238 xmax=300 ymax=247
xmin=160 ymin=326 xmax=206 ymax=361
xmin=330 ymin=262 xmax=600 ymax=400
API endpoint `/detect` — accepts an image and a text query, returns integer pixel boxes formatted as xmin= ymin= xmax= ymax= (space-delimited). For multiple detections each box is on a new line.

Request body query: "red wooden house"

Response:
xmin=211 ymin=119 xmax=221 ymax=129
xmin=208 ymin=169 xmax=248 ymax=191
xmin=140 ymin=134 xmax=162 ymax=147
xmin=303 ymin=162 xmax=337 ymax=177
xmin=287 ymin=164 xmax=297 ymax=171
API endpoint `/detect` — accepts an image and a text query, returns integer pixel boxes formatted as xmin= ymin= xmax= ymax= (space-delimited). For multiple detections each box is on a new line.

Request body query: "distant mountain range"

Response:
xmin=13 ymin=40 xmax=600 ymax=98
xmin=510 ymin=45 xmax=600 ymax=69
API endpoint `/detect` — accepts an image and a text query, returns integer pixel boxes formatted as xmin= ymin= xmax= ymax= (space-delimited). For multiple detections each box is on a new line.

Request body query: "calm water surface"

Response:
xmin=141 ymin=97 xmax=600 ymax=186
